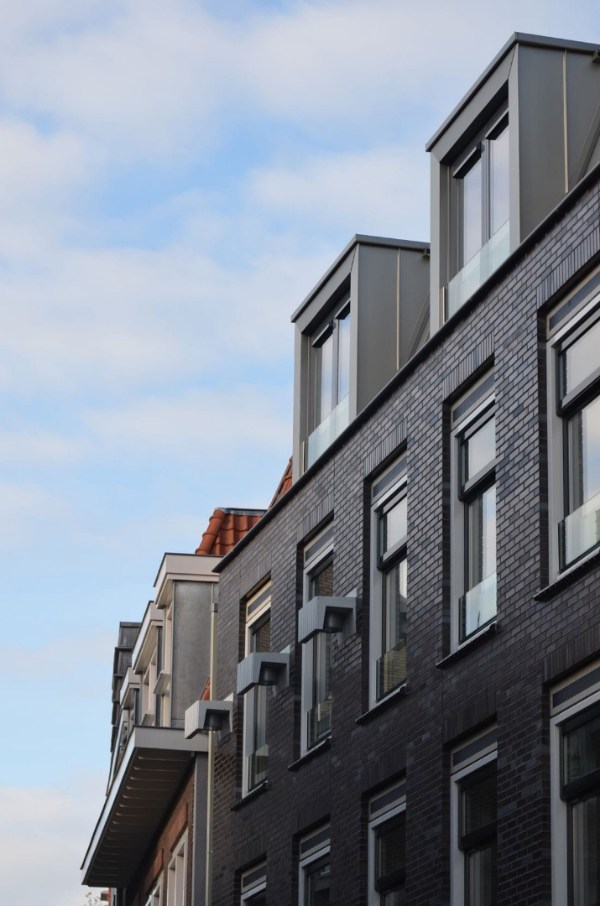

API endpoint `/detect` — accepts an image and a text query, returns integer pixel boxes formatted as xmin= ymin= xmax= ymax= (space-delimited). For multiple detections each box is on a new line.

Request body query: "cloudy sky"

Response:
xmin=0 ymin=1 xmax=598 ymax=903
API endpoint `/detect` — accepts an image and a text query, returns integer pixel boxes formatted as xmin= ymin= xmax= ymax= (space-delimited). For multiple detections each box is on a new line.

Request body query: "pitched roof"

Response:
xmin=268 ymin=456 xmax=293 ymax=509
xmin=195 ymin=507 xmax=265 ymax=556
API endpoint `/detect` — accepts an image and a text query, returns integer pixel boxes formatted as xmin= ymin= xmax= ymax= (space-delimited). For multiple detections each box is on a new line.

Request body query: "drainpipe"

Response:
xmin=205 ymin=586 xmax=218 ymax=905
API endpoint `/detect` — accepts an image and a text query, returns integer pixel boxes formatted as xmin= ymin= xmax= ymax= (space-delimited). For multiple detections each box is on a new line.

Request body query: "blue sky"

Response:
xmin=0 ymin=1 xmax=598 ymax=902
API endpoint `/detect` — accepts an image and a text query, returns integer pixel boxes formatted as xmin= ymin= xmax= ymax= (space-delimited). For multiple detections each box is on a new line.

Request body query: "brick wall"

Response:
xmin=211 ymin=176 xmax=600 ymax=905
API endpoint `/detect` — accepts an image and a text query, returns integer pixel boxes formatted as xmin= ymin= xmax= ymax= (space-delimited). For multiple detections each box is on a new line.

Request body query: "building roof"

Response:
xmin=268 ymin=457 xmax=293 ymax=508
xmin=195 ymin=507 xmax=265 ymax=556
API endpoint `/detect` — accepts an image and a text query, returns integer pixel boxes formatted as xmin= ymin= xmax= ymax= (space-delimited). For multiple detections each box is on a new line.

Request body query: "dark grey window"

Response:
xmin=374 ymin=813 xmax=406 ymax=904
xmin=459 ymin=765 xmax=497 ymax=906
xmin=307 ymin=302 xmax=351 ymax=466
xmin=376 ymin=489 xmax=407 ymax=699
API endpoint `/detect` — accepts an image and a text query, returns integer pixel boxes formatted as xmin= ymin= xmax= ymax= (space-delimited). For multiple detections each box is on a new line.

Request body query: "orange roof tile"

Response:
xmin=195 ymin=507 xmax=265 ymax=556
xmin=268 ymin=456 xmax=293 ymax=509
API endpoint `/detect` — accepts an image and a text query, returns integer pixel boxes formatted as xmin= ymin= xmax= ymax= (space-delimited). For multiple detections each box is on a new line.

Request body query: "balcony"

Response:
xmin=81 ymin=726 xmax=208 ymax=888
xmin=306 ymin=396 xmax=350 ymax=469
xmin=559 ymin=493 xmax=600 ymax=569
xmin=446 ymin=221 xmax=510 ymax=319
xmin=459 ymin=573 xmax=497 ymax=642
xmin=376 ymin=641 xmax=407 ymax=701
xmin=307 ymin=699 xmax=332 ymax=749
xmin=247 ymin=744 xmax=269 ymax=790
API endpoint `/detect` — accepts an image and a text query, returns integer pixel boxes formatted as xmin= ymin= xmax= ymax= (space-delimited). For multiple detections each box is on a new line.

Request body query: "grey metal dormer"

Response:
xmin=291 ymin=235 xmax=429 ymax=480
xmin=428 ymin=33 xmax=600 ymax=332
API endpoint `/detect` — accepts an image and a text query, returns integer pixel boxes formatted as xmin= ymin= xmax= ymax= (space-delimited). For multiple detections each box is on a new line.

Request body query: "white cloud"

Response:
xmin=0 ymin=631 xmax=115 ymax=680
xmin=0 ymin=429 xmax=89 ymax=465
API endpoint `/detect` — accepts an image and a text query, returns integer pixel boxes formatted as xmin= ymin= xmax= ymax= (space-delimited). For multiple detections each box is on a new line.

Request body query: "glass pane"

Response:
xmin=564 ymin=712 xmax=600 ymax=784
xmin=246 ymin=894 xmax=266 ymax=906
xmin=318 ymin=331 xmax=334 ymax=423
xmin=446 ymin=220 xmax=509 ymax=319
xmin=571 ymin=793 xmax=600 ymax=906
xmin=462 ymin=772 xmax=496 ymax=836
xmin=467 ymin=486 xmax=496 ymax=589
xmin=313 ymin=632 xmax=332 ymax=704
xmin=490 ymin=124 xmax=509 ymax=236
xmin=460 ymin=573 xmax=496 ymax=640
xmin=337 ymin=308 xmax=351 ymax=403
xmin=466 ymin=842 xmax=496 ymax=906
xmin=383 ymin=558 xmax=407 ymax=652
xmin=307 ymin=697 xmax=332 ymax=748
xmin=562 ymin=318 xmax=600 ymax=395
xmin=464 ymin=417 xmax=495 ymax=483
xmin=305 ymin=857 xmax=331 ymax=906
xmin=568 ymin=396 xmax=600 ymax=510
xmin=250 ymin=616 xmax=270 ymax=654
xmin=306 ymin=394 xmax=350 ymax=467
xmin=560 ymin=491 xmax=600 ymax=568
xmin=382 ymin=496 xmax=407 ymax=555
xmin=253 ymin=685 xmax=268 ymax=751
xmin=310 ymin=560 xmax=333 ymax=599
xmin=376 ymin=814 xmax=406 ymax=892
xmin=247 ymin=743 xmax=269 ymax=790
xmin=462 ymin=157 xmax=483 ymax=265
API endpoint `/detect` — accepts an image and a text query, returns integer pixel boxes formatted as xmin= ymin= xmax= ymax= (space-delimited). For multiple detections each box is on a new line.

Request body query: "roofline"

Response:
xmin=291 ymin=234 xmax=429 ymax=324
xmin=426 ymin=32 xmax=600 ymax=151
xmin=216 ymin=159 xmax=600 ymax=573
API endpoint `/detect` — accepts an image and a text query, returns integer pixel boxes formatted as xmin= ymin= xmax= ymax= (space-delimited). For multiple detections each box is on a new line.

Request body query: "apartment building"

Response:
xmin=190 ymin=34 xmax=600 ymax=905
xmin=82 ymin=509 xmax=264 ymax=906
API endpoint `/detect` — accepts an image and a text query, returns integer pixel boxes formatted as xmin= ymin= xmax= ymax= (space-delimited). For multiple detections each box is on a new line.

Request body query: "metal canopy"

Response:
xmin=81 ymin=726 xmax=208 ymax=888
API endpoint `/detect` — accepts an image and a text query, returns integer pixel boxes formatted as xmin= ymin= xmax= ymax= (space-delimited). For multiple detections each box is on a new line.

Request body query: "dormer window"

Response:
xmin=307 ymin=301 xmax=351 ymax=468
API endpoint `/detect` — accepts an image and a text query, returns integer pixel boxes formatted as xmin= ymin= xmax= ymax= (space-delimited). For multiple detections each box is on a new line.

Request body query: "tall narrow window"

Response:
xmin=166 ymin=832 xmax=187 ymax=906
xmin=308 ymin=301 xmax=351 ymax=467
xmin=370 ymin=456 xmax=408 ymax=704
xmin=553 ymin=302 xmax=600 ymax=570
xmin=451 ymin=728 xmax=497 ymax=906
xmin=369 ymin=779 xmax=406 ymax=905
xmin=452 ymin=376 xmax=496 ymax=647
xmin=551 ymin=662 xmax=600 ymax=905
xmin=242 ymin=582 xmax=271 ymax=794
xmin=301 ymin=525 xmax=334 ymax=752
xmin=299 ymin=826 xmax=331 ymax=906
xmin=447 ymin=113 xmax=509 ymax=318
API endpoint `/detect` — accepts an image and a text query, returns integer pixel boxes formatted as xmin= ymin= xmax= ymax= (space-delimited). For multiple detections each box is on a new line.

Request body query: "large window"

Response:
xmin=447 ymin=113 xmax=510 ymax=318
xmin=551 ymin=662 xmax=600 ymax=906
xmin=550 ymin=293 xmax=600 ymax=571
xmin=368 ymin=779 xmax=406 ymax=905
xmin=166 ymin=832 xmax=187 ymax=906
xmin=451 ymin=728 xmax=497 ymax=906
xmin=299 ymin=825 xmax=331 ymax=906
xmin=301 ymin=525 xmax=334 ymax=753
xmin=370 ymin=456 xmax=408 ymax=704
xmin=307 ymin=301 xmax=351 ymax=467
xmin=242 ymin=583 xmax=271 ymax=793
xmin=451 ymin=376 xmax=496 ymax=647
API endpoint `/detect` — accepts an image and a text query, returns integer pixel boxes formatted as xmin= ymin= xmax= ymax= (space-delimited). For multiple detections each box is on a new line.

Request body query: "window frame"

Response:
xmin=548 ymin=286 xmax=600 ymax=575
xmin=242 ymin=582 xmax=272 ymax=795
xmin=369 ymin=456 xmax=408 ymax=706
xmin=551 ymin=663 xmax=600 ymax=906
xmin=145 ymin=879 xmax=163 ymax=906
xmin=310 ymin=299 xmax=351 ymax=432
xmin=166 ymin=831 xmax=188 ymax=906
xmin=452 ymin=110 xmax=509 ymax=274
xmin=450 ymin=728 xmax=497 ymax=906
xmin=300 ymin=524 xmax=334 ymax=754
xmin=368 ymin=779 xmax=407 ymax=905
xmin=450 ymin=376 xmax=497 ymax=649
xmin=298 ymin=825 xmax=331 ymax=906
xmin=240 ymin=861 xmax=267 ymax=904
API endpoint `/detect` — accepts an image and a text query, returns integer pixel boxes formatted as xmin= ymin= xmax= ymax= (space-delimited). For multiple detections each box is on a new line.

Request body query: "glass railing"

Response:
xmin=459 ymin=573 xmax=497 ymax=642
xmin=307 ymin=699 xmax=332 ymax=749
xmin=376 ymin=641 xmax=407 ymax=700
xmin=559 ymin=493 xmax=600 ymax=569
xmin=306 ymin=396 xmax=350 ymax=468
xmin=247 ymin=744 xmax=269 ymax=790
xmin=447 ymin=221 xmax=510 ymax=319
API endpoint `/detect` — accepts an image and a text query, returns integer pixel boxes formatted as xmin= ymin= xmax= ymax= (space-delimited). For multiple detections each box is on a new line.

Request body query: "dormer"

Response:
xmin=292 ymin=235 xmax=429 ymax=480
xmin=428 ymin=33 xmax=600 ymax=333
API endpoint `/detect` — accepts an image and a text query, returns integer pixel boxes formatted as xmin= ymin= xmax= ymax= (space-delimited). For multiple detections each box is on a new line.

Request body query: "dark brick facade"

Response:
xmin=211 ymin=171 xmax=600 ymax=905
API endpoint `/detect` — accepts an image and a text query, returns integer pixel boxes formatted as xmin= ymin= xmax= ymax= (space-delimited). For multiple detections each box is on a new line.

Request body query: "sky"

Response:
xmin=0 ymin=1 xmax=598 ymax=903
